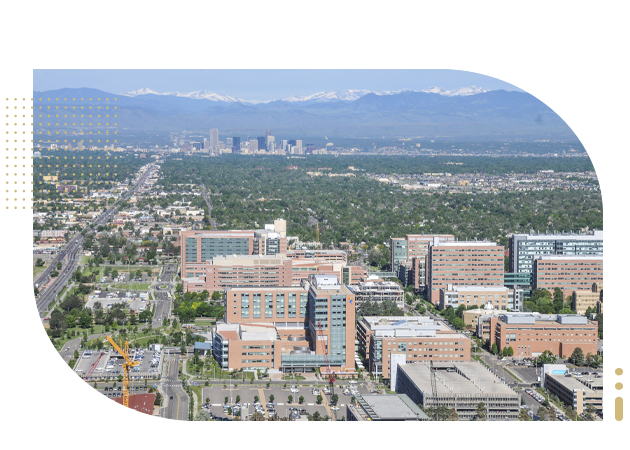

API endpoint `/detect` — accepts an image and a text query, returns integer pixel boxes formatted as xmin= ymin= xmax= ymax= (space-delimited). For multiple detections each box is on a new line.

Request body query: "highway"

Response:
xmin=153 ymin=264 xmax=176 ymax=326
xmin=35 ymin=163 xmax=158 ymax=317
xmin=201 ymin=184 xmax=217 ymax=231
xmin=161 ymin=354 xmax=189 ymax=420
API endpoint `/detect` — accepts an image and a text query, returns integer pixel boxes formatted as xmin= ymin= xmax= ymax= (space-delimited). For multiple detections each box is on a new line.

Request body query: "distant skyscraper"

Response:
xmin=226 ymin=137 xmax=233 ymax=147
xmin=257 ymin=136 xmax=267 ymax=152
xmin=266 ymin=129 xmax=271 ymax=137
xmin=288 ymin=139 xmax=297 ymax=147
xmin=249 ymin=139 xmax=259 ymax=152
xmin=281 ymin=140 xmax=288 ymax=152
xmin=295 ymin=140 xmax=303 ymax=154
xmin=232 ymin=137 xmax=241 ymax=152
xmin=191 ymin=142 xmax=202 ymax=151
xmin=209 ymin=128 xmax=219 ymax=149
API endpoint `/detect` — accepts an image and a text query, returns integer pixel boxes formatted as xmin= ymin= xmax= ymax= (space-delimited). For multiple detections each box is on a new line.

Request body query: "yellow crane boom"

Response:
xmin=106 ymin=335 xmax=139 ymax=408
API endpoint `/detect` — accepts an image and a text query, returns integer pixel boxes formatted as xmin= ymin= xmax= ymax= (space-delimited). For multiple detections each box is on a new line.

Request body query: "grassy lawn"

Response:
xmin=472 ymin=354 xmax=491 ymax=369
xmin=33 ymin=265 xmax=46 ymax=279
xmin=102 ymin=283 xmax=152 ymax=291
xmin=81 ymin=255 xmax=91 ymax=265
xmin=282 ymin=375 xmax=306 ymax=381
xmin=191 ymin=385 xmax=204 ymax=414
xmin=127 ymin=333 xmax=165 ymax=347
xmin=194 ymin=319 xmax=216 ymax=327
xmin=54 ymin=325 xmax=107 ymax=350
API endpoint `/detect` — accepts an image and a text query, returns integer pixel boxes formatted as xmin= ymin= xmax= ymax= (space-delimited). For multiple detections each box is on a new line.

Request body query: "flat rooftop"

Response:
xmin=514 ymin=230 xmax=603 ymax=240
xmin=211 ymin=254 xmax=288 ymax=265
xmin=354 ymin=394 xmax=429 ymax=420
xmin=546 ymin=374 xmax=600 ymax=395
xmin=433 ymin=241 xmax=498 ymax=247
xmin=534 ymin=255 xmax=603 ymax=261
xmin=398 ymin=362 xmax=516 ymax=397
xmin=445 ymin=285 xmax=509 ymax=292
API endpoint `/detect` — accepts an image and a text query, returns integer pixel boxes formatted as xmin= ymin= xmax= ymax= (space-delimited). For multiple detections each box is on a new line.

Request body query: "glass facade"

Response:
xmin=265 ymin=293 xmax=273 ymax=318
xmin=288 ymin=293 xmax=297 ymax=318
xmin=241 ymin=293 xmax=250 ymax=318
xmin=185 ymin=237 xmax=197 ymax=262
xmin=253 ymin=293 xmax=261 ymax=318
xmin=200 ymin=237 xmax=250 ymax=260
xmin=276 ymin=293 xmax=285 ymax=317
xmin=300 ymin=293 xmax=308 ymax=318
xmin=511 ymin=236 xmax=603 ymax=274
xmin=392 ymin=239 xmax=408 ymax=273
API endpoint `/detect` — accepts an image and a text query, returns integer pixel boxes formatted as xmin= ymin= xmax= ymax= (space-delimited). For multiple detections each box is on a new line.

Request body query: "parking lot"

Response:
xmin=200 ymin=381 xmax=372 ymax=420
xmin=74 ymin=348 xmax=163 ymax=380
xmin=85 ymin=290 xmax=151 ymax=313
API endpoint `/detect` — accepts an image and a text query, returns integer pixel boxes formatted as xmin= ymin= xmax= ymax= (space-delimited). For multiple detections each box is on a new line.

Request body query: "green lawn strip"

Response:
xmin=191 ymin=385 xmax=204 ymax=414
xmin=472 ymin=355 xmax=491 ymax=369
xmin=194 ymin=319 xmax=216 ymax=326
xmin=101 ymin=282 xmax=151 ymax=291
xmin=502 ymin=366 xmax=523 ymax=383
xmin=535 ymin=387 xmax=566 ymax=411
xmin=33 ymin=265 xmax=46 ymax=278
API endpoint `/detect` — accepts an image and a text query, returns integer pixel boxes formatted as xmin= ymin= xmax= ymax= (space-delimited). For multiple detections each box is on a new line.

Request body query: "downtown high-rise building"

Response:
xmin=208 ymin=128 xmax=219 ymax=149
xmin=257 ymin=136 xmax=267 ymax=152
xmin=232 ymin=137 xmax=241 ymax=152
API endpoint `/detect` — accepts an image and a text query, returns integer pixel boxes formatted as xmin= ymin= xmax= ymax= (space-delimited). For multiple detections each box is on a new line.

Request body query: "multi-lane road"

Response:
xmin=153 ymin=264 xmax=176 ymax=326
xmin=35 ymin=164 xmax=158 ymax=317
xmin=161 ymin=354 xmax=189 ymax=420
xmin=201 ymin=184 xmax=217 ymax=231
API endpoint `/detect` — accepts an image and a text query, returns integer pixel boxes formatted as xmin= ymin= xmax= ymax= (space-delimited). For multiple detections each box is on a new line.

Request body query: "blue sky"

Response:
xmin=33 ymin=69 xmax=521 ymax=101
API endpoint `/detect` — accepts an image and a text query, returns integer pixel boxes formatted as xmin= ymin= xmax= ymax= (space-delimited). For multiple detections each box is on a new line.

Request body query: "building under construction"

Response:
xmin=394 ymin=362 xmax=519 ymax=420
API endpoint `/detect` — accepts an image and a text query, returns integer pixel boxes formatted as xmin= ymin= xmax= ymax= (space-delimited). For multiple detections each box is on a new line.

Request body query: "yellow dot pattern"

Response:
xmin=2 ymin=97 xmax=33 ymax=209
xmin=32 ymin=97 xmax=121 ymax=201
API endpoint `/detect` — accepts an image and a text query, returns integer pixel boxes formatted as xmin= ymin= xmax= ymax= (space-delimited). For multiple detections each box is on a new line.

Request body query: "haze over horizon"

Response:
xmin=33 ymin=69 xmax=522 ymax=102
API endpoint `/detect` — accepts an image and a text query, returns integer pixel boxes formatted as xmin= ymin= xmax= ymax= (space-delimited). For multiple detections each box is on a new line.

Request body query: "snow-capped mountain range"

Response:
xmin=119 ymin=86 xmax=490 ymax=104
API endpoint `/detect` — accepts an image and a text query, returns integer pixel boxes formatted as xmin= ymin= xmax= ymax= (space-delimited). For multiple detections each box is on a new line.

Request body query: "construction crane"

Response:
xmin=317 ymin=321 xmax=336 ymax=393
xmin=106 ymin=336 xmax=139 ymax=408
xmin=59 ymin=353 xmax=104 ymax=420
xmin=429 ymin=360 xmax=439 ymax=421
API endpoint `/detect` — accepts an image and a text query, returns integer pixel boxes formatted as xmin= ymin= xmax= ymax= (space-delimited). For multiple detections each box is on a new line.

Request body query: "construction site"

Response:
xmin=394 ymin=361 xmax=520 ymax=420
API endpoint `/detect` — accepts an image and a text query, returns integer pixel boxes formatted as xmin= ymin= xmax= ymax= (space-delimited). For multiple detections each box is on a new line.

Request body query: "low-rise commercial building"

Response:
xmin=572 ymin=283 xmax=603 ymax=315
xmin=488 ymin=313 xmax=598 ymax=358
xmin=347 ymin=393 xmax=429 ymax=421
xmin=356 ymin=316 xmax=470 ymax=380
xmin=395 ymin=362 xmax=519 ymax=421
xmin=542 ymin=365 xmax=603 ymax=414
